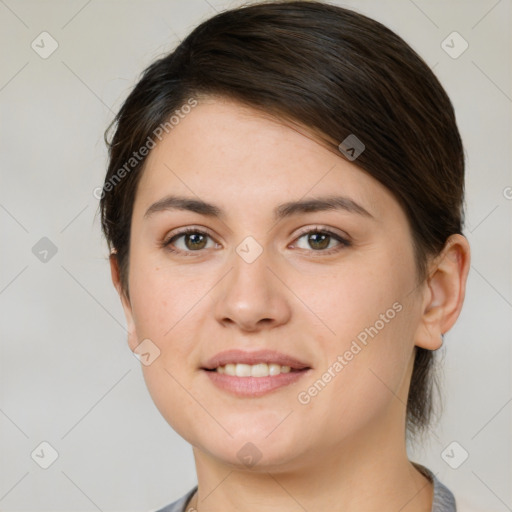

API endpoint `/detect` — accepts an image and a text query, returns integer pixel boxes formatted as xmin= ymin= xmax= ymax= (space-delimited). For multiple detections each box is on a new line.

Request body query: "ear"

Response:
xmin=109 ymin=253 xmax=139 ymax=352
xmin=414 ymin=234 xmax=471 ymax=350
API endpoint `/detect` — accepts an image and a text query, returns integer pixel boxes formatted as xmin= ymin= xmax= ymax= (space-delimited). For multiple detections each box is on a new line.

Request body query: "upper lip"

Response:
xmin=202 ymin=349 xmax=311 ymax=371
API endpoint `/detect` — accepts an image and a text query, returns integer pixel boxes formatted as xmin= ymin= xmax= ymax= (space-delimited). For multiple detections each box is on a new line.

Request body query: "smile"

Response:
xmin=212 ymin=362 xmax=293 ymax=377
xmin=201 ymin=349 xmax=312 ymax=397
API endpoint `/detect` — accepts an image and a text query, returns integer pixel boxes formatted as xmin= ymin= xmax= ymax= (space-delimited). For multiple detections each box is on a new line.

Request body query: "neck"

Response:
xmin=189 ymin=412 xmax=433 ymax=512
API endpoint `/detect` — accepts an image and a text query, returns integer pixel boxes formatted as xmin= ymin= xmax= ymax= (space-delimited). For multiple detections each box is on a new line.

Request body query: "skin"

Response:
xmin=110 ymin=96 xmax=470 ymax=511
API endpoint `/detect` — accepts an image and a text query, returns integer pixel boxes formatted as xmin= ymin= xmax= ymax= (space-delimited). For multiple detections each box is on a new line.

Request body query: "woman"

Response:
xmin=99 ymin=1 xmax=471 ymax=510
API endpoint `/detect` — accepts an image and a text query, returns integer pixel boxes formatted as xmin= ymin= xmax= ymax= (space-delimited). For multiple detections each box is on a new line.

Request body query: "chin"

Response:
xmin=204 ymin=440 xmax=304 ymax=472
xmin=193 ymin=423 xmax=307 ymax=469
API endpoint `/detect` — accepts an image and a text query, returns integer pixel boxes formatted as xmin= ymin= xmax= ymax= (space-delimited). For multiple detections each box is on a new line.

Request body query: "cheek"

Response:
xmin=130 ymin=298 xmax=205 ymax=442
xmin=296 ymin=254 xmax=418 ymax=428
xmin=129 ymin=250 xmax=208 ymax=337
xmin=127 ymin=253 xmax=218 ymax=428
xmin=315 ymin=257 xmax=411 ymax=347
xmin=296 ymin=309 xmax=416 ymax=446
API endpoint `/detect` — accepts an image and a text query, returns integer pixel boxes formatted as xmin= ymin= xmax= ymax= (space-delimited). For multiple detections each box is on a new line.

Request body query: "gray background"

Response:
xmin=0 ymin=0 xmax=510 ymax=510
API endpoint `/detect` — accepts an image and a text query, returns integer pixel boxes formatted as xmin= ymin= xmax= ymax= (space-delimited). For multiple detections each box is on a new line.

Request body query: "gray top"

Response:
xmin=155 ymin=464 xmax=456 ymax=512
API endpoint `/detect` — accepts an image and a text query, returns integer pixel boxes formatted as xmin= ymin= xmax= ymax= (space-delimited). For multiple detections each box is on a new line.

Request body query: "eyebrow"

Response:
xmin=143 ymin=194 xmax=374 ymax=221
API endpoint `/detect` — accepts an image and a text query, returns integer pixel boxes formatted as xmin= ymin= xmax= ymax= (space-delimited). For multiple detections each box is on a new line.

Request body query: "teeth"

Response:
xmin=224 ymin=364 xmax=236 ymax=376
xmin=215 ymin=363 xmax=292 ymax=377
xmin=251 ymin=363 xmax=269 ymax=377
xmin=236 ymin=364 xmax=252 ymax=377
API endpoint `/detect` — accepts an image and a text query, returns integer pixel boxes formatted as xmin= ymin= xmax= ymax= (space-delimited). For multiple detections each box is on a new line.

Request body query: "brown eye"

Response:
xmin=163 ymin=228 xmax=216 ymax=254
xmin=181 ymin=232 xmax=208 ymax=250
xmin=306 ymin=232 xmax=331 ymax=250
xmin=293 ymin=228 xmax=350 ymax=253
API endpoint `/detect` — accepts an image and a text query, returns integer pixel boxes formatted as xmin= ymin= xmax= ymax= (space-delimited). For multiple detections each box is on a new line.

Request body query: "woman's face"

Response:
xmin=117 ymin=97 xmax=431 ymax=470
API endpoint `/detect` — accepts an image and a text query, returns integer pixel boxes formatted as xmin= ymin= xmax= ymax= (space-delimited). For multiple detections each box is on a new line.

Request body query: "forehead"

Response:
xmin=133 ymin=98 xmax=397 ymax=222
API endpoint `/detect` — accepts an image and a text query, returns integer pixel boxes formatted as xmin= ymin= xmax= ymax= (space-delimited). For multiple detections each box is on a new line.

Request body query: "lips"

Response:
xmin=201 ymin=349 xmax=311 ymax=371
xmin=201 ymin=349 xmax=312 ymax=397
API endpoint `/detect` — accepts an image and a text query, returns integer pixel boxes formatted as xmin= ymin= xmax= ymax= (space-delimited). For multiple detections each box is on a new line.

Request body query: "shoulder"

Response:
xmin=412 ymin=462 xmax=498 ymax=512
xmin=153 ymin=486 xmax=198 ymax=512
xmin=431 ymin=472 xmax=456 ymax=511
xmin=412 ymin=462 xmax=456 ymax=511
xmin=150 ymin=480 xmax=495 ymax=512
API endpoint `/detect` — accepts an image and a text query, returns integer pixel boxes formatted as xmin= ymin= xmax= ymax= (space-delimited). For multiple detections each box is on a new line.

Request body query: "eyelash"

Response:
xmin=161 ymin=226 xmax=351 ymax=257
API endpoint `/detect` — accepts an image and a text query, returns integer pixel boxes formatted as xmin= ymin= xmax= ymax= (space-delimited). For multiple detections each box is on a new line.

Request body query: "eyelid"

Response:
xmin=164 ymin=224 xmax=215 ymax=236
xmin=292 ymin=224 xmax=349 ymax=241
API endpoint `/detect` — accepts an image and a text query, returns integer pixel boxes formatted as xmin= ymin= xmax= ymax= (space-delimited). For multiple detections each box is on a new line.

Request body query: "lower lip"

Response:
xmin=203 ymin=369 xmax=310 ymax=397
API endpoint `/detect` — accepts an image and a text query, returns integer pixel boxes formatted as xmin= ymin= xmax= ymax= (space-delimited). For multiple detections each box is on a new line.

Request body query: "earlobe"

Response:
xmin=109 ymin=253 xmax=139 ymax=352
xmin=414 ymin=234 xmax=471 ymax=350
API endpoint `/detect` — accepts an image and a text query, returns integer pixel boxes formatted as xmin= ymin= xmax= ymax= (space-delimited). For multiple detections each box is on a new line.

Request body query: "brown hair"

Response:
xmin=99 ymin=0 xmax=465 ymax=437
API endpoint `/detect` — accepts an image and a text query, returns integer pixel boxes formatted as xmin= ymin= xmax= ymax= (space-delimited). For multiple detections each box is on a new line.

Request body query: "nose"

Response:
xmin=212 ymin=244 xmax=292 ymax=332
